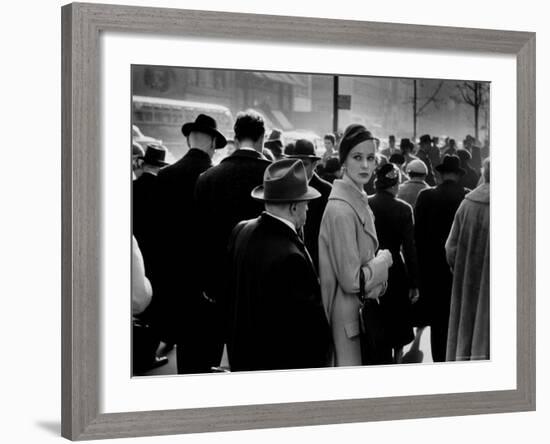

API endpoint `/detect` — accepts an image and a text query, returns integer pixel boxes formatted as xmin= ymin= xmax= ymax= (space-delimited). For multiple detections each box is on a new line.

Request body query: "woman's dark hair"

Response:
xmin=234 ymin=110 xmax=265 ymax=142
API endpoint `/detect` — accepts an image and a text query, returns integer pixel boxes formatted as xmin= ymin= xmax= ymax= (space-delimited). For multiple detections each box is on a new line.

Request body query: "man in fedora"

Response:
xmin=132 ymin=143 xmax=170 ymax=371
xmin=264 ymin=128 xmax=285 ymax=161
xmin=285 ymin=138 xmax=332 ymax=271
xmin=397 ymin=159 xmax=430 ymax=209
xmin=133 ymin=144 xmax=169 ymax=282
xmin=153 ymin=113 xmax=227 ymax=374
xmin=226 ymin=159 xmax=331 ymax=371
xmin=417 ymin=134 xmax=437 ymax=186
xmin=194 ymin=109 xmax=271 ymax=369
xmin=414 ymin=154 xmax=469 ymax=362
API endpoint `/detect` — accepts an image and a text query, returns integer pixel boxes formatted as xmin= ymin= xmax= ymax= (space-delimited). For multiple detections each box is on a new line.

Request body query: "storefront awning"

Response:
xmin=251 ymin=72 xmax=307 ymax=88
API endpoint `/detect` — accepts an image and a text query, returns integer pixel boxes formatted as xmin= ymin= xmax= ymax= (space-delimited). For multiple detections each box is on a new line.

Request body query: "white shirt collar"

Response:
xmin=265 ymin=211 xmax=296 ymax=233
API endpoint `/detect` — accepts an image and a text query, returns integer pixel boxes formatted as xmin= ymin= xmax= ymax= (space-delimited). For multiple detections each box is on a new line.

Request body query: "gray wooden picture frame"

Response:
xmin=61 ymin=2 xmax=536 ymax=440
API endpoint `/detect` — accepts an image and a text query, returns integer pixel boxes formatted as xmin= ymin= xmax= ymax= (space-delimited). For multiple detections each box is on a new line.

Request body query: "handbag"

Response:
xmin=358 ymin=269 xmax=393 ymax=365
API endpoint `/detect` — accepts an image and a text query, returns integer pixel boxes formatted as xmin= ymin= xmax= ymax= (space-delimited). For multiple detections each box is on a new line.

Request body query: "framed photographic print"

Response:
xmin=61 ymin=2 xmax=535 ymax=440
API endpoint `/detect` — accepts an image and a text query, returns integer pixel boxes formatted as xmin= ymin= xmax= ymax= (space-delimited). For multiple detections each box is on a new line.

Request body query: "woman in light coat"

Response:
xmin=319 ymin=124 xmax=393 ymax=366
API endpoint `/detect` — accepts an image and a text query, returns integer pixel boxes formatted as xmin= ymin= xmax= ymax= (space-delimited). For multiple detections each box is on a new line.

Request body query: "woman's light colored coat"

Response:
xmin=319 ymin=178 xmax=389 ymax=366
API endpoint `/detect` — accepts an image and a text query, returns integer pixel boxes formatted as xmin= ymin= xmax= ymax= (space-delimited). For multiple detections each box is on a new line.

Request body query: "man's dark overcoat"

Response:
xmin=414 ymin=180 xmax=468 ymax=361
xmin=194 ymin=149 xmax=271 ymax=306
xmin=304 ymin=173 xmax=332 ymax=271
xmin=226 ymin=213 xmax=331 ymax=371
xmin=153 ymin=149 xmax=213 ymax=343
xmin=368 ymin=190 xmax=418 ymax=349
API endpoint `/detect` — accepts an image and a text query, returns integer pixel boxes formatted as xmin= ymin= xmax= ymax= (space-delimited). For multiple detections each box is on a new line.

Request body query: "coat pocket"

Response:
xmin=344 ymin=320 xmax=361 ymax=339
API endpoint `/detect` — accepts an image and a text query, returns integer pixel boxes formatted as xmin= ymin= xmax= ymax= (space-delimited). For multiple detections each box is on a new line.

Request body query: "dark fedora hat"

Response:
xmin=251 ymin=159 xmax=321 ymax=202
xmin=399 ymin=138 xmax=414 ymax=151
xmin=181 ymin=114 xmax=227 ymax=149
xmin=285 ymin=138 xmax=321 ymax=161
xmin=419 ymin=134 xmax=432 ymax=145
xmin=264 ymin=129 xmax=283 ymax=146
xmin=140 ymin=144 xmax=169 ymax=166
xmin=435 ymin=154 xmax=466 ymax=176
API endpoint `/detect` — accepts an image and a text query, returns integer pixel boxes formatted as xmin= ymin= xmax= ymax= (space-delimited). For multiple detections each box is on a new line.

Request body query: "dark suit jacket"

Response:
xmin=368 ymin=191 xmax=417 ymax=347
xmin=304 ymin=173 xmax=332 ymax=271
xmin=414 ymin=180 xmax=468 ymax=324
xmin=195 ymin=149 xmax=271 ymax=305
xmin=153 ymin=148 xmax=213 ymax=339
xmin=226 ymin=213 xmax=331 ymax=371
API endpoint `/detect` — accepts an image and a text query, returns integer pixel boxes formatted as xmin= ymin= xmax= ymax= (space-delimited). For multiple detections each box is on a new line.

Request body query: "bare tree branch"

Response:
xmin=417 ymin=81 xmax=444 ymax=116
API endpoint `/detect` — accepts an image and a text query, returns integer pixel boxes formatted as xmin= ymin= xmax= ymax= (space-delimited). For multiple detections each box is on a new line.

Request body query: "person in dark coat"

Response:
xmin=285 ymin=139 xmax=332 ymax=271
xmin=227 ymin=159 xmax=331 ymax=371
xmin=368 ymin=163 xmax=418 ymax=362
xmin=319 ymin=156 xmax=341 ymax=184
xmin=194 ymin=110 xmax=271 ymax=358
xmin=154 ymin=113 xmax=227 ymax=374
xmin=463 ymin=135 xmax=482 ymax=175
xmin=132 ymin=144 xmax=169 ymax=283
xmin=456 ymin=149 xmax=480 ymax=190
xmin=417 ymin=134 xmax=437 ymax=186
xmin=414 ymin=155 xmax=469 ymax=362
xmin=132 ymin=145 xmax=170 ymax=372
xmin=264 ymin=128 xmax=285 ymax=161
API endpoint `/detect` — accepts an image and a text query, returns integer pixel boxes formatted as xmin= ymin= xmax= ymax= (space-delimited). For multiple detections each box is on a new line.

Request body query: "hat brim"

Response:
xmin=284 ymin=154 xmax=322 ymax=161
xmin=137 ymin=156 xmax=169 ymax=167
xmin=251 ymin=185 xmax=321 ymax=202
xmin=265 ymin=140 xmax=283 ymax=148
xmin=181 ymin=123 xmax=227 ymax=149
xmin=435 ymin=165 xmax=466 ymax=176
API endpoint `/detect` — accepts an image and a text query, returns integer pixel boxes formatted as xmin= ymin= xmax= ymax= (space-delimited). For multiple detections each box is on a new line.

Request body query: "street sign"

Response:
xmin=337 ymin=94 xmax=351 ymax=110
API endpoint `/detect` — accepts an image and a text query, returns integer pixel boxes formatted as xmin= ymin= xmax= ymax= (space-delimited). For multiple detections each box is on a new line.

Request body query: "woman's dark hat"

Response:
xmin=251 ymin=159 xmax=321 ymax=202
xmin=435 ymin=154 xmax=466 ymax=176
xmin=181 ymin=114 xmax=227 ymax=149
xmin=285 ymin=139 xmax=321 ymax=160
xmin=140 ymin=144 xmax=169 ymax=166
xmin=338 ymin=124 xmax=376 ymax=164
xmin=374 ymin=163 xmax=400 ymax=190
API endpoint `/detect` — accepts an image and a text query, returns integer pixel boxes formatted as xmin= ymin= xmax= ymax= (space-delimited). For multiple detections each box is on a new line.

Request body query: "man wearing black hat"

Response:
xmin=194 ymin=110 xmax=271 ymax=367
xmin=153 ymin=113 xmax=227 ymax=374
xmin=132 ymin=143 xmax=170 ymax=371
xmin=417 ymin=134 xmax=437 ymax=186
xmin=285 ymin=139 xmax=332 ymax=271
xmin=133 ymin=144 xmax=169 ymax=282
xmin=414 ymin=154 xmax=469 ymax=362
xmin=368 ymin=163 xmax=418 ymax=363
xmin=226 ymin=159 xmax=331 ymax=371
xmin=264 ymin=128 xmax=285 ymax=161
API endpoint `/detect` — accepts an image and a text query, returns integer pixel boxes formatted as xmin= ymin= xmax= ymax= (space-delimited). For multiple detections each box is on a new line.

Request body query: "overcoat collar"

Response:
xmin=329 ymin=179 xmax=378 ymax=245
xmin=225 ymin=148 xmax=271 ymax=163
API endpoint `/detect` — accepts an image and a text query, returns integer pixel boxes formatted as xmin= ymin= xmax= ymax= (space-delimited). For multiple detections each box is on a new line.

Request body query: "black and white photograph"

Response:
xmin=131 ymin=65 xmax=491 ymax=377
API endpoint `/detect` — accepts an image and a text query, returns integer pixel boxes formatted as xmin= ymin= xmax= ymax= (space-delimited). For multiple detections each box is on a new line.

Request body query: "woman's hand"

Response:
xmin=366 ymin=282 xmax=386 ymax=300
xmin=376 ymin=249 xmax=393 ymax=268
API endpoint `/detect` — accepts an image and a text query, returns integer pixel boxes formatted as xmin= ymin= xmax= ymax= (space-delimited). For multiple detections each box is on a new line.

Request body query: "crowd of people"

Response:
xmin=131 ymin=109 xmax=490 ymax=374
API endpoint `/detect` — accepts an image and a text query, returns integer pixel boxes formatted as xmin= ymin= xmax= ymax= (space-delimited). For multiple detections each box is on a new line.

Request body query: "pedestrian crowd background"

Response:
xmin=131 ymin=109 xmax=490 ymax=374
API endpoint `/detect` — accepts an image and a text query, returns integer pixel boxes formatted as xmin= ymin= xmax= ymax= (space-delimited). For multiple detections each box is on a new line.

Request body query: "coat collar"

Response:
xmin=259 ymin=213 xmax=305 ymax=249
xmin=225 ymin=148 xmax=271 ymax=163
xmin=329 ymin=179 xmax=378 ymax=244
